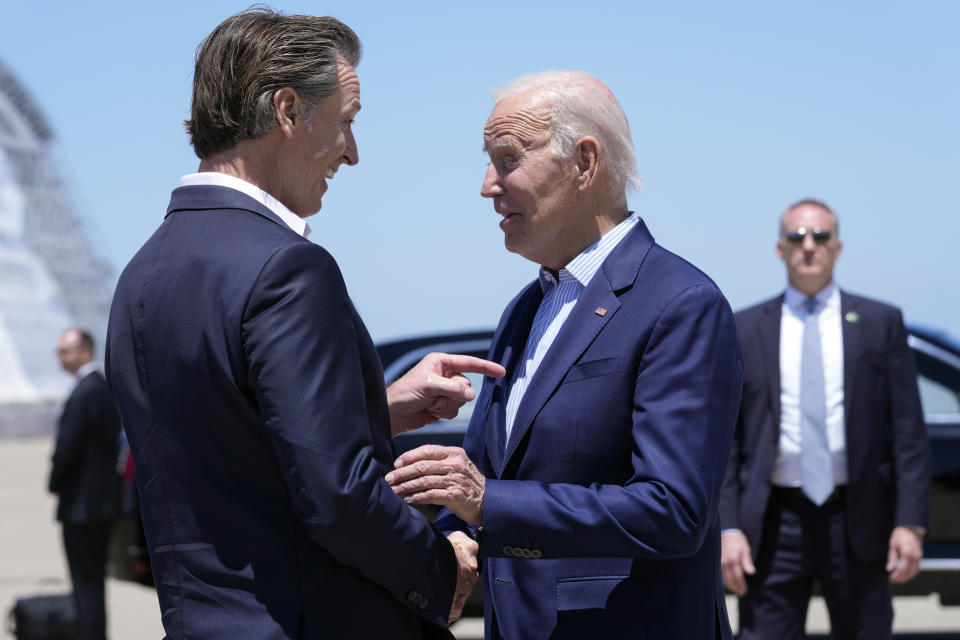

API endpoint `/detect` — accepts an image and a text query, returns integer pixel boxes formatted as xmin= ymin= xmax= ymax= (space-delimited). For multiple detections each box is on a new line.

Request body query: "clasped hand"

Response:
xmin=386 ymin=445 xmax=486 ymax=526
xmin=390 ymin=448 xmax=485 ymax=622
xmin=447 ymin=531 xmax=478 ymax=623
xmin=384 ymin=353 xmax=500 ymax=622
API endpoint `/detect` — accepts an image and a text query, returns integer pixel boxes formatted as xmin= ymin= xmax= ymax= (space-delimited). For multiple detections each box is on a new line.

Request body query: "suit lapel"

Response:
xmin=759 ymin=296 xmax=783 ymax=447
xmin=485 ymin=284 xmax=543 ymax=477
xmin=840 ymin=291 xmax=861 ymax=424
xmin=500 ymin=221 xmax=654 ymax=473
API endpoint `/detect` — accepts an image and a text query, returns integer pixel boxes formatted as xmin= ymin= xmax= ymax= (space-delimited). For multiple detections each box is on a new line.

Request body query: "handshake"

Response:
xmin=384 ymin=352 xmax=503 ymax=623
xmin=388 ymin=442 xmax=491 ymax=623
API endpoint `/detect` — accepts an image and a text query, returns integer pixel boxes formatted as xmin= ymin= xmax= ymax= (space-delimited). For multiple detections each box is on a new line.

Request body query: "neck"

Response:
xmin=591 ymin=190 xmax=630 ymax=241
xmin=73 ymin=360 xmax=94 ymax=376
xmin=197 ymin=138 xmax=279 ymax=197
xmin=542 ymin=200 xmax=631 ymax=271
xmin=790 ymin=278 xmax=833 ymax=298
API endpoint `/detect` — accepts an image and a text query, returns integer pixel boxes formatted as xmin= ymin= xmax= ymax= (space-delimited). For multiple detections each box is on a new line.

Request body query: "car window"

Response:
xmin=918 ymin=374 xmax=960 ymax=415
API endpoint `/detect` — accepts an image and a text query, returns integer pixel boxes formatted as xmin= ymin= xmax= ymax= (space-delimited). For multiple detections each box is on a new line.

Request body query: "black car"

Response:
xmin=898 ymin=326 xmax=960 ymax=603
xmin=384 ymin=325 xmax=960 ymax=605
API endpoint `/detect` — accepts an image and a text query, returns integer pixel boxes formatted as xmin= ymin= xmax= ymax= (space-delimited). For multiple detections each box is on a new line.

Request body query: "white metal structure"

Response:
xmin=0 ymin=59 xmax=113 ymax=436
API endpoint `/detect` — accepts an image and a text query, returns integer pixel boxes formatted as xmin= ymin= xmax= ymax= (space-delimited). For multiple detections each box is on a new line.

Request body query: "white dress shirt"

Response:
xmin=180 ymin=172 xmax=311 ymax=238
xmin=74 ymin=361 xmax=99 ymax=385
xmin=772 ymin=282 xmax=848 ymax=487
xmin=504 ymin=212 xmax=640 ymax=443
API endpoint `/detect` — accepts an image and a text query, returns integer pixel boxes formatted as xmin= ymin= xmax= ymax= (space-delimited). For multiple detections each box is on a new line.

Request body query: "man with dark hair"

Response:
xmin=387 ymin=71 xmax=742 ymax=639
xmin=106 ymin=9 xmax=501 ymax=639
xmin=50 ymin=328 xmax=122 ymax=640
xmin=720 ymin=199 xmax=931 ymax=639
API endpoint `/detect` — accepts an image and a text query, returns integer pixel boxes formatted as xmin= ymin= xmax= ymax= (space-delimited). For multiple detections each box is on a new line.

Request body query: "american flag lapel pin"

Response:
xmin=594 ymin=307 xmax=607 ymax=317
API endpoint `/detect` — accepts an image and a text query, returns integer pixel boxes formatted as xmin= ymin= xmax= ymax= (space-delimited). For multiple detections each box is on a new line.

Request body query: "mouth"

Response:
xmin=324 ymin=167 xmax=337 ymax=180
xmin=499 ymin=212 xmax=521 ymax=229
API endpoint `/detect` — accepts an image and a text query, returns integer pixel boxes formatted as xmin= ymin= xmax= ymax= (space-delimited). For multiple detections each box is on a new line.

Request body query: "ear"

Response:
xmin=273 ymin=87 xmax=300 ymax=139
xmin=574 ymin=137 xmax=600 ymax=190
xmin=776 ymin=239 xmax=785 ymax=262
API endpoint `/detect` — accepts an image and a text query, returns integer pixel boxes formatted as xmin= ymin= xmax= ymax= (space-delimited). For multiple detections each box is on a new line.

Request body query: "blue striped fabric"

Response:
xmin=503 ymin=212 xmax=640 ymax=444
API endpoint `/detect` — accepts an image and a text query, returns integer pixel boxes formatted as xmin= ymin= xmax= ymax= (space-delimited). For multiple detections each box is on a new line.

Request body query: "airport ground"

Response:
xmin=4 ymin=437 xmax=960 ymax=639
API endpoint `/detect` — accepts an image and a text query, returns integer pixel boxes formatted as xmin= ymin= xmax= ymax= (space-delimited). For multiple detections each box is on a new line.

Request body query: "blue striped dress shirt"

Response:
xmin=503 ymin=212 xmax=640 ymax=444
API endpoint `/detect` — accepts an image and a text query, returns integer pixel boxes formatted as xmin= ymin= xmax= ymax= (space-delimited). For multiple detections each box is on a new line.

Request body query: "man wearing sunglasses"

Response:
xmin=719 ymin=199 xmax=930 ymax=639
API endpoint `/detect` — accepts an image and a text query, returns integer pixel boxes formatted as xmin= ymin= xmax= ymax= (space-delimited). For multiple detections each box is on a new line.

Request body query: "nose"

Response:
xmin=342 ymin=129 xmax=359 ymax=167
xmin=480 ymin=163 xmax=503 ymax=198
xmin=802 ymin=233 xmax=817 ymax=251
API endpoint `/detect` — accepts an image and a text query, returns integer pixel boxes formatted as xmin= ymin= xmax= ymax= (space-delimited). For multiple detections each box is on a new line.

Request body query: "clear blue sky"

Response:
xmin=2 ymin=1 xmax=958 ymax=341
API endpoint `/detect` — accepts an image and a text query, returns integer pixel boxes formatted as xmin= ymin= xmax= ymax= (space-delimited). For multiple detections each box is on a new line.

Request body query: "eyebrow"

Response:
xmin=482 ymin=137 xmax=522 ymax=154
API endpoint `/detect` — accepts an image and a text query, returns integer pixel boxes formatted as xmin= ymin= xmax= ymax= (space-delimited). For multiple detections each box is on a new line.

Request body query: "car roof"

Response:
xmin=376 ymin=330 xmax=495 ymax=384
xmin=909 ymin=324 xmax=960 ymax=359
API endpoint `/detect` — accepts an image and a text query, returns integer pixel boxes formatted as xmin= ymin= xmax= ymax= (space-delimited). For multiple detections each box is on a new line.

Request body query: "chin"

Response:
xmin=297 ymin=201 xmax=322 ymax=217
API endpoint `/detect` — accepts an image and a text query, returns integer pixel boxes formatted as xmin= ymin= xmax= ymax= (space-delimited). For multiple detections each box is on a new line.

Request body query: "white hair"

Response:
xmin=492 ymin=70 xmax=642 ymax=194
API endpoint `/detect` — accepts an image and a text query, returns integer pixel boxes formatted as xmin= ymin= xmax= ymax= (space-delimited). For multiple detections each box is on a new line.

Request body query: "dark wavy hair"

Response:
xmin=185 ymin=7 xmax=361 ymax=159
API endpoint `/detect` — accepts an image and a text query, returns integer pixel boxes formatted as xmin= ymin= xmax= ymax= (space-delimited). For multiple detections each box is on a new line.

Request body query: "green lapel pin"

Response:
xmin=844 ymin=311 xmax=859 ymax=324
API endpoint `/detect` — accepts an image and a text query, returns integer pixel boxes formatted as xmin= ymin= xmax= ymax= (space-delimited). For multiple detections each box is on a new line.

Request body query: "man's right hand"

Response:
xmin=721 ymin=531 xmax=755 ymax=597
xmin=386 ymin=353 xmax=505 ymax=436
xmin=447 ymin=531 xmax=478 ymax=623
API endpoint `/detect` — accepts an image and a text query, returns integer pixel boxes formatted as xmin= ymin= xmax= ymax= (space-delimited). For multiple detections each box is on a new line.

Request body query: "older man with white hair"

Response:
xmin=387 ymin=71 xmax=743 ymax=639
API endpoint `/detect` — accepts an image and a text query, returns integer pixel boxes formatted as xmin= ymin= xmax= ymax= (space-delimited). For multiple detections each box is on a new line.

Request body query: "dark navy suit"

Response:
xmin=106 ymin=185 xmax=457 ymax=639
xmin=720 ymin=291 xmax=930 ymax=636
xmin=438 ymin=220 xmax=742 ymax=639
xmin=49 ymin=369 xmax=122 ymax=640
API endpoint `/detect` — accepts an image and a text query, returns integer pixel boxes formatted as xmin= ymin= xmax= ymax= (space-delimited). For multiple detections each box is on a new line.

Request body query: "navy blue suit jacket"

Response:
xmin=438 ymin=220 xmax=742 ymax=639
xmin=106 ymin=185 xmax=457 ymax=639
xmin=49 ymin=370 xmax=122 ymax=523
xmin=719 ymin=291 xmax=930 ymax=564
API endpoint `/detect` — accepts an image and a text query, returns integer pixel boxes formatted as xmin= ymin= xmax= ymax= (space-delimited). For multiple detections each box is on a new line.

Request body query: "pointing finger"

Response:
xmin=440 ymin=354 xmax=506 ymax=379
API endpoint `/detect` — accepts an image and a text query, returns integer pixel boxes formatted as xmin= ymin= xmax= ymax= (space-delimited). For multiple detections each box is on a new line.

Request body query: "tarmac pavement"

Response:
xmin=4 ymin=436 xmax=960 ymax=639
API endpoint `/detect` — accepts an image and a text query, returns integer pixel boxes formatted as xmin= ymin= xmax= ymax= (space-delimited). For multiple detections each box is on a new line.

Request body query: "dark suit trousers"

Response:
xmin=63 ymin=521 xmax=113 ymax=640
xmin=738 ymin=489 xmax=892 ymax=640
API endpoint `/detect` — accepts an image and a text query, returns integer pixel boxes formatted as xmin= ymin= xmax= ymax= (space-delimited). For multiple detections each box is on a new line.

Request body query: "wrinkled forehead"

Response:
xmin=483 ymin=93 xmax=553 ymax=151
xmin=336 ymin=57 xmax=361 ymax=112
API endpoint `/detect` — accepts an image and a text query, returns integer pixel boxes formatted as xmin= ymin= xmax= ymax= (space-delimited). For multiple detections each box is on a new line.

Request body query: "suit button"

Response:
xmin=407 ymin=590 xmax=427 ymax=609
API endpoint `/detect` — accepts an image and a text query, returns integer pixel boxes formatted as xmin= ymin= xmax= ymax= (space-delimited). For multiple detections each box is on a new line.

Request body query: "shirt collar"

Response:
xmin=538 ymin=212 xmax=640 ymax=292
xmin=180 ymin=172 xmax=311 ymax=238
xmin=75 ymin=361 xmax=98 ymax=381
xmin=784 ymin=281 xmax=838 ymax=313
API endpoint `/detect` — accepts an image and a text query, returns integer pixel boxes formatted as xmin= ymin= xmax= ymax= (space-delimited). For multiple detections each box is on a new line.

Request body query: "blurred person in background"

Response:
xmin=50 ymin=327 xmax=122 ymax=640
xmin=720 ymin=199 xmax=931 ymax=639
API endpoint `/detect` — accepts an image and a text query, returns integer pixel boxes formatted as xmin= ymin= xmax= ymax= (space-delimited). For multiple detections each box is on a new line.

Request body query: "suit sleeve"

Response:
xmin=480 ymin=283 xmax=743 ymax=559
xmin=718 ymin=313 xmax=750 ymax=533
xmin=49 ymin=385 xmax=89 ymax=493
xmin=887 ymin=309 xmax=931 ymax=529
xmin=242 ymin=242 xmax=457 ymax=626
xmin=718 ymin=417 xmax=743 ymax=533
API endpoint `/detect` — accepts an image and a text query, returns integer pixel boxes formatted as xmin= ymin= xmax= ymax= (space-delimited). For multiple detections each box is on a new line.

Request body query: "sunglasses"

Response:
xmin=784 ymin=227 xmax=832 ymax=245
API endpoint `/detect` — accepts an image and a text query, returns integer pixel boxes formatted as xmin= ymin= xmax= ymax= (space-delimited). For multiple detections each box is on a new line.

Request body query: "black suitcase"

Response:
xmin=6 ymin=593 xmax=75 ymax=640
